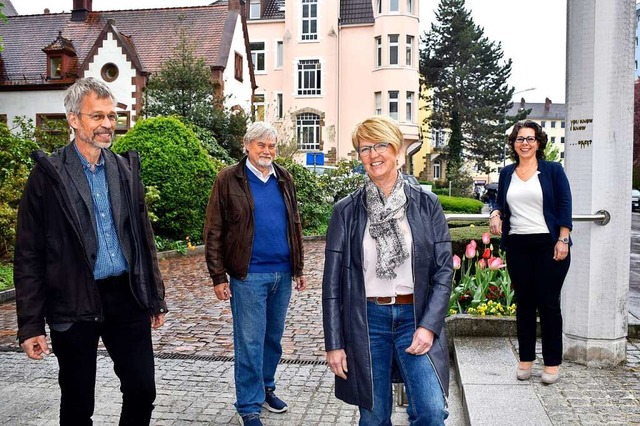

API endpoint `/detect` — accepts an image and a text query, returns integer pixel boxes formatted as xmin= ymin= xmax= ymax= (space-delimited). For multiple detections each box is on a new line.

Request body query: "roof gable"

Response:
xmin=340 ymin=0 xmax=374 ymax=26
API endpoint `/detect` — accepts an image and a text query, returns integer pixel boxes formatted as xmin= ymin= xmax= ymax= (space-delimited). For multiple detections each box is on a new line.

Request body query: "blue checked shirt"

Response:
xmin=73 ymin=145 xmax=128 ymax=280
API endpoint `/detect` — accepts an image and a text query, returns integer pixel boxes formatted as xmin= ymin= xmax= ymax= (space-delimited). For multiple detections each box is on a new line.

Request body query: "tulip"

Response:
xmin=488 ymin=257 xmax=504 ymax=270
xmin=478 ymin=259 xmax=486 ymax=269
xmin=465 ymin=243 xmax=476 ymax=259
xmin=469 ymin=240 xmax=477 ymax=249
xmin=482 ymin=248 xmax=491 ymax=259
xmin=482 ymin=232 xmax=491 ymax=245
xmin=452 ymin=254 xmax=461 ymax=270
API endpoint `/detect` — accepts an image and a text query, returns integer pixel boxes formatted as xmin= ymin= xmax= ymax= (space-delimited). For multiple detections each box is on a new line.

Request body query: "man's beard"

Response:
xmin=78 ymin=129 xmax=113 ymax=149
xmin=257 ymin=157 xmax=273 ymax=168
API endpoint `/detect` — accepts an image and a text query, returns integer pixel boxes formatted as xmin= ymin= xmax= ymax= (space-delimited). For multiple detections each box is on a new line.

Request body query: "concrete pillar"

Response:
xmin=563 ymin=0 xmax=635 ymax=367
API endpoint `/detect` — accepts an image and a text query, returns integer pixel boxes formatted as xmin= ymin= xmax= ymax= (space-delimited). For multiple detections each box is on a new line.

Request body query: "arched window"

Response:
xmin=296 ymin=113 xmax=320 ymax=150
xmin=433 ymin=160 xmax=441 ymax=179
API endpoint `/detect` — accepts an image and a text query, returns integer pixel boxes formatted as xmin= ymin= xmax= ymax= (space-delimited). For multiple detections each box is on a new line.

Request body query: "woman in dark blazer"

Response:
xmin=323 ymin=116 xmax=452 ymax=425
xmin=490 ymin=120 xmax=572 ymax=385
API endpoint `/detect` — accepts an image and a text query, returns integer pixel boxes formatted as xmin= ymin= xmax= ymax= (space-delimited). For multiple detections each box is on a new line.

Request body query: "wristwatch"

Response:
xmin=558 ymin=236 xmax=569 ymax=244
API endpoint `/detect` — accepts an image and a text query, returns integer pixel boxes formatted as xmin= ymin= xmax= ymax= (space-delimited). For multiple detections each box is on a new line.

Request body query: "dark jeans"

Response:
xmin=506 ymin=233 xmax=570 ymax=366
xmin=50 ymin=274 xmax=156 ymax=426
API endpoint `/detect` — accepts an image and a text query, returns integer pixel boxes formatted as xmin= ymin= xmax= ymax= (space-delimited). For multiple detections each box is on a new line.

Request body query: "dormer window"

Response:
xmin=249 ymin=0 xmax=260 ymax=19
xmin=50 ymin=56 xmax=63 ymax=79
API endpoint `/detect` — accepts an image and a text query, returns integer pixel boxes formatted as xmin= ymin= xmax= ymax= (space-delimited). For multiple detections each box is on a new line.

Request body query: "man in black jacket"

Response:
xmin=14 ymin=77 xmax=167 ymax=425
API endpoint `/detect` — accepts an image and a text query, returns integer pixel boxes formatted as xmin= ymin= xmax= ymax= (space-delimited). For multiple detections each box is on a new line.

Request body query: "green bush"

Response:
xmin=0 ymin=262 xmax=13 ymax=291
xmin=438 ymin=195 xmax=483 ymax=214
xmin=317 ymin=159 xmax=364 ymax=202
xmin=276 ymin=157 xmax=332 ymax=235
xmin=113 ymin=117 xmax=223 ymax=241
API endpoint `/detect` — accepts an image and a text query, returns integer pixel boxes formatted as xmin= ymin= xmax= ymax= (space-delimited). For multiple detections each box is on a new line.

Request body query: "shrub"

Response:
xmin=113 ymin=117 xmax=223 ymax=241
xmin=317 ymin=159 xmax=364 ymax=202
xmin=438 ymin=195 xmax=483 ymax=213
xmin=0 ymin=262 xmax=13 ymax=291
xmin=276 ymin=157 xmax=332 ymax=235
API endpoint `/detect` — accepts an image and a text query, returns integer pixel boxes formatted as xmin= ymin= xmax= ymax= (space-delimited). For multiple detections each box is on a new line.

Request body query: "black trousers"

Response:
xmin=50 ymin=274 xmax=156 ymax=426
xmin=506 ymin=233 xmax=570 ymax=366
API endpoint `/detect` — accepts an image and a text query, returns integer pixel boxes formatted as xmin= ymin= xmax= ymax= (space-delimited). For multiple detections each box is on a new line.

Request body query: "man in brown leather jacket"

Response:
xmin=203 ymin=121 xmax=305 ymax=426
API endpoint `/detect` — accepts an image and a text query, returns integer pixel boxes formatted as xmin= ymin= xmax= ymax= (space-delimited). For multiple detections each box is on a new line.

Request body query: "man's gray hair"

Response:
xmin=243 ymin=121 xmax=278 ymax=148
xmin=64 ymin=77 xmax=116 ymax=115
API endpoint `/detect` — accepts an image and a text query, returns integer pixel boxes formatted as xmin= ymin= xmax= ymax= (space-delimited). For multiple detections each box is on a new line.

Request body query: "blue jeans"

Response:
xmin=359 ymin=302 xmax=448 ymax=426
xmin=230 ymin=272 xmax=292 ymax=416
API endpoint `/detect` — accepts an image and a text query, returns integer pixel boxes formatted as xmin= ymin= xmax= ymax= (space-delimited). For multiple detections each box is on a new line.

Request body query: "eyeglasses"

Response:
xmin=357 ymin=142 xmax=390 ymax=157
xmin=515 ymin=136 xmax=537 ymax=144
xmin=77 ymin=112 xmax=119 ymax=123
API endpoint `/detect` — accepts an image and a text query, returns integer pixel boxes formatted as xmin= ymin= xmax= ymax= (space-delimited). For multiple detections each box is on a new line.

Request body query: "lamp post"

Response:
xmin=503 ymin=87 xmax=536 ymax=167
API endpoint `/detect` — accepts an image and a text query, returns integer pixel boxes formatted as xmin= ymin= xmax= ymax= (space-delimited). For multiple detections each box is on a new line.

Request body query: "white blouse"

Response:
xmin=506 ymin=172 xmax=550 ymax=235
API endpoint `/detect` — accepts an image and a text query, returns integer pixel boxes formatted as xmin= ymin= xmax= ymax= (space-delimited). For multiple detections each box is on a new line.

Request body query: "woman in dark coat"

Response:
xmin=322 ymin=116 xmax=452 ymax=425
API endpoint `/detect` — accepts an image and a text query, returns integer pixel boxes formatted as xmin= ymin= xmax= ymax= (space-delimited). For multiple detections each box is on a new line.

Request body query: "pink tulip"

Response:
xmin=469 ymin=240 xmax=477 ymax=249
xmin=482 ymin=248 xmax=491 ymax=259
xmin=465 ymin=243 xmax=476 ymax=259
xmin=482 ymin=232 xmax=491 ymax=245
xmin=452 ymin=255 xmax=461 ymax=270
xmin=478 ymin=259 xmax=486 ymax=269
xmin=488 ymin=257 xmax=504 ymax=270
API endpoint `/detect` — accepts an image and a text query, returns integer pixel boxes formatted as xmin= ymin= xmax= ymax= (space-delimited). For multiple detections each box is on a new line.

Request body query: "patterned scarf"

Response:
xmin=364 ymin=174 xmax=409 ymax=279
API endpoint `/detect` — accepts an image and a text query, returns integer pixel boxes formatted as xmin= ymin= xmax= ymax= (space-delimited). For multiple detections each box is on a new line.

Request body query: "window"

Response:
xmin=375 ymin=92 xmax=382 ymax=115
xmin=297 ymin=59 xmax=321 ymax=95
xmin=389 ymin=35 xmax=399 ymax=65
xmin=0 ymin=114 xmax=7 ymax=125
xmin=561 ymin=137 xmax=565 ymax=143
xmin=101 ymin=63 xmax=119 ymax=82
xmin=388 ymin=91 xmax=399 ymax=120
xmin=551 ymin=136 xmax=556 ymax=143
xmin=234 ymin=52 xmax=243 ymax=82
xmin=50 ymin=56 xmax=62 ymax=79
xmin=561 ymin=121 xmax=565 ymax=128
xmin=407 ymin=0 xmax=413 ymax=13
xmin=301 ymin=0 xmax=318 ymax=41
xmin=115 ymin=111 xmax=130 ymax=135
xmin=253 ymin=94 xmax=265 ymax=121
xmin=36 ymin=113 xmax=69 ymax=140
xmin=276 ymin=41 xmax=284 ymax=69
xmin=541 ymin=120 xmax=546 ymax=127
xmin=551 ymin=121 xmax=556 ymax=128
xmin=297 ymin=112 xmax=320 ymax=150
xmin=377 ymin=0 xmax=382 ymax=13
xmin=433 ymin=160 xmax=441 ymax=179
xmin=375 ymin=36 xmax=382 ymax=67
xmin=561 ymin=152 xmax=565 ymax=159
xmin=406 ymin=91 xmax=414 ymax=122
xmin=406 ymin=36 xmax=414 ymax=66
xmin=249 ymin=0 xmax=260 ymax=19
xmin=390 ymin=0 xmax=399 ymax=12
xmin=250 ymin=42 xmax=266 ymax=72
xmin=433 ymin=129 xmax=446 ymax=149
xmin=276 ymin=93 xmax=284 ymax=119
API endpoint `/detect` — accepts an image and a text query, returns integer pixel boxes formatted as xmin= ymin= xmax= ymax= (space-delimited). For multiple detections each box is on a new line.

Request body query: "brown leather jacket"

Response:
xmin=203 ymin=157 xmax=304 ymax=285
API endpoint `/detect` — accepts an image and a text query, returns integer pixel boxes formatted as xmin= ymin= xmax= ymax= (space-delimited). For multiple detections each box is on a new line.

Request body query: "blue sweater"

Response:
xmin=246 ymin=169 xmax=291 ymax=273
xmin=496 ymin=160 xmax=573 ymax=249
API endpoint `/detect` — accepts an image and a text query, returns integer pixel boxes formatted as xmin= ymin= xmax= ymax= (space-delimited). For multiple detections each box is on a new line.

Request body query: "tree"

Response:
xmin=420 ymin=0 xmax=526 ymax=174
xmin=143 ymin=28 xmax=247 ymax=161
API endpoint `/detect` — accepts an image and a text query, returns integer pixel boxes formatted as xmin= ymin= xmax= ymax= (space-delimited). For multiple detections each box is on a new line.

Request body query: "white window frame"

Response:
xmin=253 ymin=93 xmax=265 ymax=121
xmin=389 ymin=35 xmax=399 ymax=65
xmin=275 ymin=40 xmax=284 ymax=69
xmin=301 ymin=0 xmax=318 ymax=41
xmin=433 ymin=160 xmax=441 ymax=179
xmin=297 ymin=112 xmax=321 ymax=150
xmin=406 ymin=91 xmax=414 ymax=123
xmin=406 ymin=35 xmax=414 ymax=66
xmin=249 ymin=0 xmax=260 ymax=19
xmin=375 ymin=36 xmax=382 ymax=67
xmin=407 ymin=0 xmax=413 ymax=14
xmin=389 ymin=90 xmax=399 ymax=120
xmin=250 ymin=41 xmax=266 ymax=72
xmin=276 ymin=93 xmax=284 ymax=120
xmin=375 ymin=92 xmax=382 ymax=115
xmin=377 ymin=0 xmax=382 ymax=14
xmin=297 ymin=59 xmax=322 ymax=96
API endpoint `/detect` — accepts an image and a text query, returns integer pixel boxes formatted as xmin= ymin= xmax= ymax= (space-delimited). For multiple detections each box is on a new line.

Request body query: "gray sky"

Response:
xmin=11 ymin=0 xmax=566 ymax=104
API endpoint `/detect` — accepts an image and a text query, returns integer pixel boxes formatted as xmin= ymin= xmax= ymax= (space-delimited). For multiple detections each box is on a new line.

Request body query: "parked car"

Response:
xmin=304 ymin=165 xmax=338 ymax=175
xmin=401 ymin=173 xmax=419 ymax=185
xmin=632 ymin=189 xmax=640 ymax=212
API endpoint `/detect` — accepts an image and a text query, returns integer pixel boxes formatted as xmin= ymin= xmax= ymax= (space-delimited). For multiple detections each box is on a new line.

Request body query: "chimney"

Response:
xmin=544 ymin=97 xmax=552 ymax=111
xmin=520 ymin=97 xmax=526 ymax=109
xmin=228 ymin=0 xmax=242 ymax=11
xmin=71 ymin=0 xmax=93 ymax=22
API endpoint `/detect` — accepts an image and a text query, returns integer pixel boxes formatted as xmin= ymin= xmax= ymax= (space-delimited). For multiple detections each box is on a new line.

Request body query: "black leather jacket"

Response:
xmin=322 ymin=184 xmax=452 ymax=410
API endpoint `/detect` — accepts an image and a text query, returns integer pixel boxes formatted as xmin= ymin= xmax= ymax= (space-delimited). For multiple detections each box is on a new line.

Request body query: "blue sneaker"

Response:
xmin=263 ymin=387 xmax=288 ymax=413
xmin=239 ymin=413 xmax=263 ymax=426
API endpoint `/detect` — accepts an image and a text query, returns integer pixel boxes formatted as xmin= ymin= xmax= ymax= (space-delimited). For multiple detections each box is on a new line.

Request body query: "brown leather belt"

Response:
xmin=366 ymin=294 xmax=414 ymax=305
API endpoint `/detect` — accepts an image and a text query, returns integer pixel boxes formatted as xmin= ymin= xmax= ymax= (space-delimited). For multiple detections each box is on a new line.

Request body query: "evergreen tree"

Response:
xmin=420 ymin=0 xmax=526 ymax=173
xmin=143 ymin=28 xmax=247 ymax=160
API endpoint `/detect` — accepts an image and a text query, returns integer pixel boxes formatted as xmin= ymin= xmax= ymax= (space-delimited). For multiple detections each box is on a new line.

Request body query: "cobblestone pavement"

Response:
xmin=2 ymin=239 xmax=640 ymax=424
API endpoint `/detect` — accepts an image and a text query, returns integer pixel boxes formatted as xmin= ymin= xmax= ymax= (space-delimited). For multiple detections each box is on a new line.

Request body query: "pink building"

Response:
xmin=245 ymin=0 xmax=420 ymax=165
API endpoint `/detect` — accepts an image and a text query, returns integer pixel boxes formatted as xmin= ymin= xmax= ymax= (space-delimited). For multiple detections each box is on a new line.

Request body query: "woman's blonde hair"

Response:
xmin=351 ymin=115 xmax=404 ymax=153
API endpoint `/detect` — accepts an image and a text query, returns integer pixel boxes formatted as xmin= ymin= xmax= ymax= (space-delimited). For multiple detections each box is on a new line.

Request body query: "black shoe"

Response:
xmin=239 ymin=413 xmax=263 ymax=426
xmin=263 ymin=387 xmax=288 ymax=413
